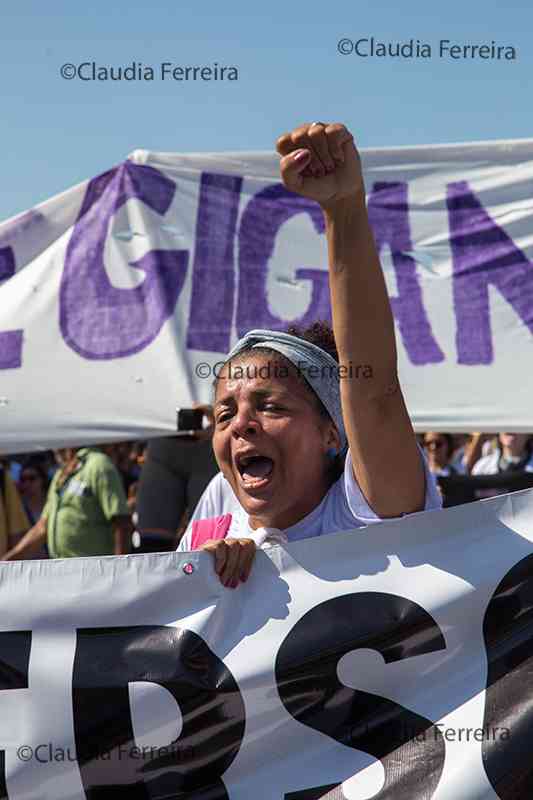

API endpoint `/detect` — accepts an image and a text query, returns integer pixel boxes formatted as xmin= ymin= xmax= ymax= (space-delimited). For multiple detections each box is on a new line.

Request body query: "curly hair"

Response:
xmin=286 ymin=320 xmax=339 ymax=363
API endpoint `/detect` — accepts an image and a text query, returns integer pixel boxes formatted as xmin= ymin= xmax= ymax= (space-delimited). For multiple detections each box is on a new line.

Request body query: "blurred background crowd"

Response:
xmin=1 ymin=424 xmax=532 ymax=560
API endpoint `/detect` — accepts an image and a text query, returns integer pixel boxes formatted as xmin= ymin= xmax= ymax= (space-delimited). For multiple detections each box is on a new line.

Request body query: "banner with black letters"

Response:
xmin=3 ymin=489 xmax=533 ymax=798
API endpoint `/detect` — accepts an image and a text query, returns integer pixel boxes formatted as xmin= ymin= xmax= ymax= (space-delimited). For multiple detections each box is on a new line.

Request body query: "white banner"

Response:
xmin=2 ymin=138 xmax=533 ymax=451
xmin=2 ymin=491 xmax=533 ymax=798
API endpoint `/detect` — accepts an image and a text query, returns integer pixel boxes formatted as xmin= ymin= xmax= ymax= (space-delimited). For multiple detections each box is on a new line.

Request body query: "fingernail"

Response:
xmin=294 ymin=150 xmax=309 ymax=162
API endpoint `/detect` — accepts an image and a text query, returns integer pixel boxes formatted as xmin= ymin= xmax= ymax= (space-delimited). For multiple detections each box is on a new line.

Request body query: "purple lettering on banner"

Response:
xmin=0 ymin=209 xmax=46 ymax=279
xmin=237 ymin=184 xmax=330 ymax=337
xmin=0 ymin=247 xmax=15 ymax=280
xmin=0 ymin=253 xmax=18 ymax=368
xmin=448 ymin=181 xmax=533 ymax=365
xmin=367 ymin=182 xmax=445 ymax=365
xmin=0 ymin=210 xmax=45 ymax=370
xmin=0 ymin=330 xmax=23 ymax=369
xmin=186 ymin=172 xmax=242 ymax=353
xmin=60 ymin=162 xmax=188 ymax=360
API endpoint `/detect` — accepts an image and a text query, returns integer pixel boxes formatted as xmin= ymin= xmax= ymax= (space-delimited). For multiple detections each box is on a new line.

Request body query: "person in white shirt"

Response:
xmin=472 ymin=433 xmax=533 ymax=476
xmin=181 ymin=121 xmax=442 ymax=587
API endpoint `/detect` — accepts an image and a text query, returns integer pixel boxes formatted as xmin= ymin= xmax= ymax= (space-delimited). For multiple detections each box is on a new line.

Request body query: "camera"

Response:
xmin=176 ymin=408 xmax=205 ymax=433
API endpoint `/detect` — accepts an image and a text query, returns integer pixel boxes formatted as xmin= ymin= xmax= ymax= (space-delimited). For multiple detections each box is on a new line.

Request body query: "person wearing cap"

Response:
xmin=178 ymin=121 xmax=441 ymax=586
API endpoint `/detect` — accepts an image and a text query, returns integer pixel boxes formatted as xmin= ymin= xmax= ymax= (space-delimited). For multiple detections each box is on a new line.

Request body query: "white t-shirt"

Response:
xmin=469 ymin=448 xmax=533 ymax=499
xmin=177 ymin=445 xmax=442 ymax=551
xmin=430 ymin=465 xmax=454 ymax=478
xmin=472 ymin=450 xmax=533 ymax=475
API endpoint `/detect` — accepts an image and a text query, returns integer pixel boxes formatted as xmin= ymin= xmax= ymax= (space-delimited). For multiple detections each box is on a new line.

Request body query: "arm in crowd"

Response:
xmin=463 ymin=433 xmax=494 ymax=474
xmin=3 ymin=516 xmax=48 ymax=561
xmin=112 ymin=515 xmax=133 ymax=555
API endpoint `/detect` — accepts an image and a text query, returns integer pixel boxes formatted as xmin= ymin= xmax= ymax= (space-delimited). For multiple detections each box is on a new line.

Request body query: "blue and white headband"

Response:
xmin=224 ymin=329 xmax=347 ymax=453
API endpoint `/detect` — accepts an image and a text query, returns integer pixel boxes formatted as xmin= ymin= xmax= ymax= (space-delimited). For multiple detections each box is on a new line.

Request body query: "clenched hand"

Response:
xmin=276 ymin=121 xmax=364 ymax=208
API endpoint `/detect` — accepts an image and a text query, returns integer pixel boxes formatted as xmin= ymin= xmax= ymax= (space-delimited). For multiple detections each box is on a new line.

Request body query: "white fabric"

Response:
xmin=3 ymin=489 xmax=533 ymax=797
xmin=482 ymin=438 xmax=498 ymax=457
xmin=247 ymin=526 xmax=288 ymax=548
xmin=178 ymin=444 xmax=441 ymax=551
xmin=2 ymin=139 xmax=533 ymax=452
xmin=472 ymin=449 xmax=533 ymax=475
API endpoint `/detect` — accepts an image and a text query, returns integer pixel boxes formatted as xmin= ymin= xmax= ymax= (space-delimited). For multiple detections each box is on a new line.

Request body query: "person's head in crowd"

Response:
xmin=101 ymin=442 xmax=147 ymax=477
xmin=211 ymin=322 xmax=344 ymax=530
xmin=53 ymin=448 xmax=77 ymax=468
xmin=18 ymin=459 xmax=49 ymax=504
xmin=423 ymin=432 xmax=455 ymax=473
xmin=498 ymin=432 xmax=532 ymax=460
xmin=452 ymin=434 xmax=469 ymax=452
xmin=100 ymin=442 xmax=127 ymax=466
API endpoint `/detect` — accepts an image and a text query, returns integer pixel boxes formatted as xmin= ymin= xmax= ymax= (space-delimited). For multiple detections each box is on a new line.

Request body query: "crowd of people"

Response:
xmin=0 ymin=429 xmax=531 ymax=561
xmin=0 ymin=429 xmax=218 ymax=559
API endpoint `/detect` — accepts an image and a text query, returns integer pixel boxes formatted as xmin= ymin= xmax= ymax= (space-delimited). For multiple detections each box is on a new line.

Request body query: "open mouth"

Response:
xmin=235 ymin=452 xmax=275 ymax=490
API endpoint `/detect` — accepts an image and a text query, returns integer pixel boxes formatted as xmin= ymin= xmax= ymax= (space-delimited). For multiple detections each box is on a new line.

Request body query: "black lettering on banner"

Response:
xmin=483 ymin=553 xmax=533 ymax=797
xmin=73 ymin=626 xmax=245 ymax=799
xmin=275 ymin=593 xmax=446 ymax=799
xmin=0 ymin=631 xmax=31 ymax=800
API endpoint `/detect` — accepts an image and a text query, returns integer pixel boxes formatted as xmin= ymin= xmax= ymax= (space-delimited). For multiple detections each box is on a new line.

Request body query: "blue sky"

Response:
xmin=1 ymin=0 xmax=531 ymax=222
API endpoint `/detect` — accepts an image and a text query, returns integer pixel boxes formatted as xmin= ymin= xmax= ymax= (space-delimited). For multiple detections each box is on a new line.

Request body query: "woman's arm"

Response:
xmin=463 ymin=433 xmax=494 ymax=474
xmin=277 ymin=122 xmax=424 ymax=517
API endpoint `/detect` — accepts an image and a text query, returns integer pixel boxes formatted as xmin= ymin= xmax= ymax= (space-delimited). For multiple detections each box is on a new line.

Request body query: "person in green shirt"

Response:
xmin=3 ymin=446 xmax=132 ymax=559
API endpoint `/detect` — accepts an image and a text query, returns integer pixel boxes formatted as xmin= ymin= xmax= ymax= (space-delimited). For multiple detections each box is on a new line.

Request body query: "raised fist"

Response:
xmin=276 ymin=122 xmax=364 ymax=208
